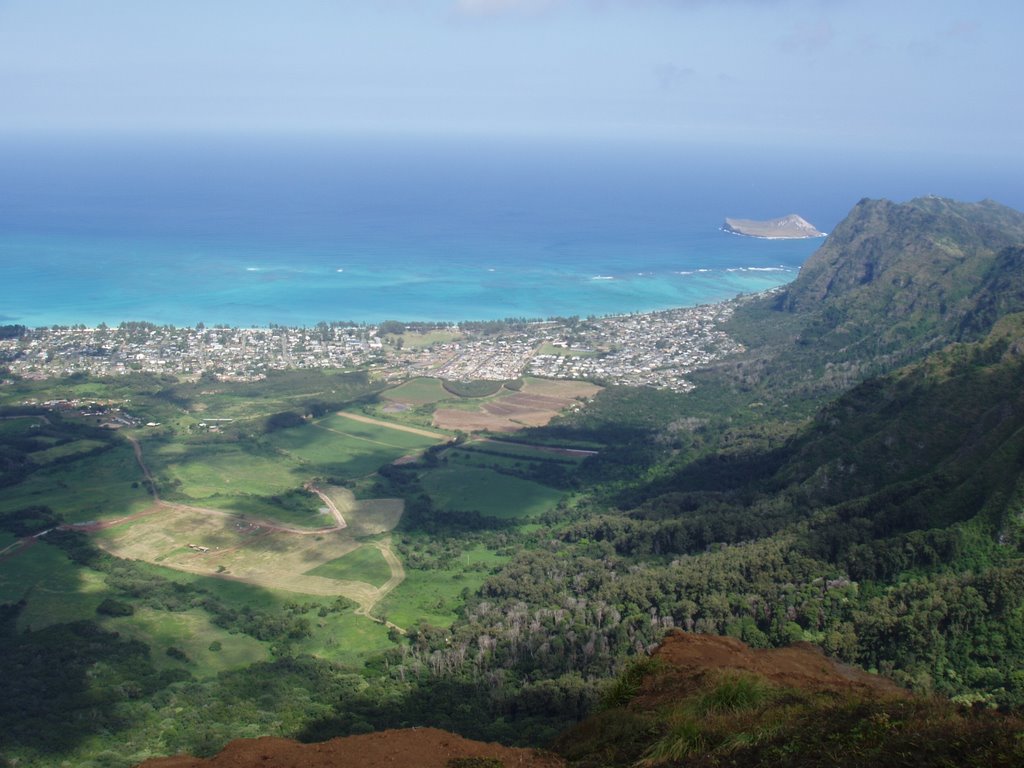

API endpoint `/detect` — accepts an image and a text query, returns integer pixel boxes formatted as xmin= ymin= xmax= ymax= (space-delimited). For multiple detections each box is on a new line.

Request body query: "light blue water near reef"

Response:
xmin=1 ymin=137 xmax=1021 ymax=328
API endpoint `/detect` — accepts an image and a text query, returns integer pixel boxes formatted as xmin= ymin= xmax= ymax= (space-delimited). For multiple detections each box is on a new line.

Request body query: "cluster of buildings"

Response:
xmin=1 ymin=301 xmax=747 ymax=392
xmin=426 ymin=336 xmax=539 ymax=382
xmin=2 ymin=323 xmax=384 ymax=381
xmin=527 ymin=304 xmax=743 ymax=392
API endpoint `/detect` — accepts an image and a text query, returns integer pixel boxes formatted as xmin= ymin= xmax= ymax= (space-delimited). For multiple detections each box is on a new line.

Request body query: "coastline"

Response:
xmin=1 ymin=259 xmax=808 ymax=330
xmin=0 ymin=289 xmax=785 ymax=391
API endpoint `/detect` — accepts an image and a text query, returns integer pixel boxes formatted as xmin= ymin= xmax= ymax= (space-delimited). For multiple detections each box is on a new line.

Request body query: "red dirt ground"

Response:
xmin=136 ymin=727 xmax=565 ymax=768
xmin=136 ymin=633 xmax=906 ymax=768
xmin=636 ymin=630 xmax=909 ymax=707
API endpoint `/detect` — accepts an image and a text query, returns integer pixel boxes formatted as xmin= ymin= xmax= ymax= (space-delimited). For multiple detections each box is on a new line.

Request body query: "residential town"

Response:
xmin=0 ymin=300 xmax=747 ymax=393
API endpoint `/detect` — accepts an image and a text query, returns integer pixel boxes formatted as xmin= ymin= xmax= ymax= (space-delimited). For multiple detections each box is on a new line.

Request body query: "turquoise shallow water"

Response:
xmin=0 ymin=137 xmax=1018 ymax=327
xmin=0 ymin=231 xmax=811 ymax=327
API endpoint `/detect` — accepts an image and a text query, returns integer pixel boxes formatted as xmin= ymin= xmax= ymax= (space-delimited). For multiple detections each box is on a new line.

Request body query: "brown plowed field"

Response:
xmin=433 ymin=380 xmax=600 ymax=432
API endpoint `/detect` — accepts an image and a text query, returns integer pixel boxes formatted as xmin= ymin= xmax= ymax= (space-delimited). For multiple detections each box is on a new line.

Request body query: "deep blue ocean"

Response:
xmin=1 ymin=136 xmax=1021 ymax=328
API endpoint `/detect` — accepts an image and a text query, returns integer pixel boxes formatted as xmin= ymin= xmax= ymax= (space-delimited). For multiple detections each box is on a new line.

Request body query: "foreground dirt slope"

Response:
xmin=641 ymin=629 xmax=908 ymax=703
xmin=137 ymin=632 xmax=907 ymax=768
xmin=138 ymin=727 xmax=565 ymax=768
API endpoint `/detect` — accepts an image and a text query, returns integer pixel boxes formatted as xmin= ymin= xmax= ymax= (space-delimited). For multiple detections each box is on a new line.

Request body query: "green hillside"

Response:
xmin=4 ymin=196 xmax=1024 ymax=765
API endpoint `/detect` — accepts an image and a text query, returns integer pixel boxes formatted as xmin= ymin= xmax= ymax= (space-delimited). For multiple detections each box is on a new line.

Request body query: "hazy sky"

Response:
xmin=1 ymin=0 xmax=1021 ymax=156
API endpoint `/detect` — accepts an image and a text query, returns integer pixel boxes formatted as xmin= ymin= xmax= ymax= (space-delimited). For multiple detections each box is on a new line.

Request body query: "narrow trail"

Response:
xmin=354 ymin=539 xmax=408 ymax=634
xmin=305 ymin=484 xmax=348 ymax=529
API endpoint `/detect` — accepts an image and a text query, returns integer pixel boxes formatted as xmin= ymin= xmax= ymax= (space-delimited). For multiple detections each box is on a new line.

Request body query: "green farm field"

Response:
xmin=269 ymin=413 xmax=442 ymax=477
xmin=0 ymin=540 xmax=108 ymax=629
xmin=151 ymin=441 xmax=299 ymax=499
xmin=419 ymin=466 xmax=565 ymax=519
xmin=317 ymin=413 xmax=444 ymax=449
xmin=99 ymin=607 xmax=270 ymax=673
xmin=381 ymin=377 xmax=451 ymax=405
xmin=0 ymin=443 xmax=153 ymax=523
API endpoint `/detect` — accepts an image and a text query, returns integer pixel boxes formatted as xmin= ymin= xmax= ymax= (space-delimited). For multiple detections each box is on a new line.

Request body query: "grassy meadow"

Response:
xmin=0 ymin=443 xmax=153 ymax=523
xmin=419 ymin=466 xmax=564 ymax=519
xmin=306 ymin=544 xmax=394 ymax=588
xmin=381 ymin=376 xmax=451 ymax=405
xmin=377 ymin=544 xmax=508 ymax=628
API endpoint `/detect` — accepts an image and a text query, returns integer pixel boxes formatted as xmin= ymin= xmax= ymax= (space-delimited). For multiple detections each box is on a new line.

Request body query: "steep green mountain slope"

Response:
xmin=718 ymin=197 xmax=1024 ymax=406
xmin=428 ymin=197 xmax=1024 ymax=721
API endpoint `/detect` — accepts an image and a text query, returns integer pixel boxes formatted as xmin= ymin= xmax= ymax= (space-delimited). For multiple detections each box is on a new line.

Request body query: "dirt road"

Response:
xmin=106 ymin=434 xmax=404 ymax=618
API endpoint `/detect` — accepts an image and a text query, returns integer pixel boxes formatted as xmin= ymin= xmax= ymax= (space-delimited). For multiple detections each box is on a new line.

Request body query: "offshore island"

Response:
xmin=723 ymin=213 xmax=825 ymax=239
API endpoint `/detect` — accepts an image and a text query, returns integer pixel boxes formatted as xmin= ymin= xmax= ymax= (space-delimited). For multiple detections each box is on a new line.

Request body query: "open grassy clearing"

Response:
xmin=0 ymin=443 xmax=152 ymax=523
xmin=100 ymin=607 xmax=270 ymax=673
xmin=536 ymin=342 xmax=601 ymax=357
xmin=124 ymin=562 xmax=397 ymax=664
xmin=149 ymin=440 xmax=340 ymax=526
xmin=29 ymin=438 xmax=109 ymax=464
xmin=444 ymin=449 xmax=572 ymax=474
xmin=518 ymin=376 xmax=603 ymax=398
xmin=376 ymin=545 xmax=507 ymax=628
xmin=318 ymin=413 xmax=444 ymax=449
xmin=420 ymin=466 xmax=564 ymax=519
xmin=0 ymin=416 xmax=49 ymax=436
xmin=294 ymin=608 xmax=397 ymax=662
xmin=135 ymin=561 xmax=301 ymax=609
xmin=441 ymin=380 xmax=507 ymax=398
xmin=168 ymin=369 xmax=383 ymax=422
xmin=143 ymin=412 xmax=441 ymax=524
xmin=267 ymin=414 xmax=442 ymax=478
xmin=93 ymin=507 xmax=361 ymax=594
xmin=306 ymin=544 xmax=393 ymax=588
xmin=0 ymin=541 xmax=109 ymax=630
xmin=92 ymin=489 xmax=405 ymax=608
xmin=393 ymin=329 xmax=463 ymax=349
xmin=382 ymin=377 xmax=451 ymax=405
xmin=151 ymin=442 xmax=299 ymax=499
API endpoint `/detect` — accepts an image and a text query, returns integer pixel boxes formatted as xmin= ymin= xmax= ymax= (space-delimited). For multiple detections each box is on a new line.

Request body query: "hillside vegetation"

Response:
xmin=3 ymin=196 xmax=1024 ymax=766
